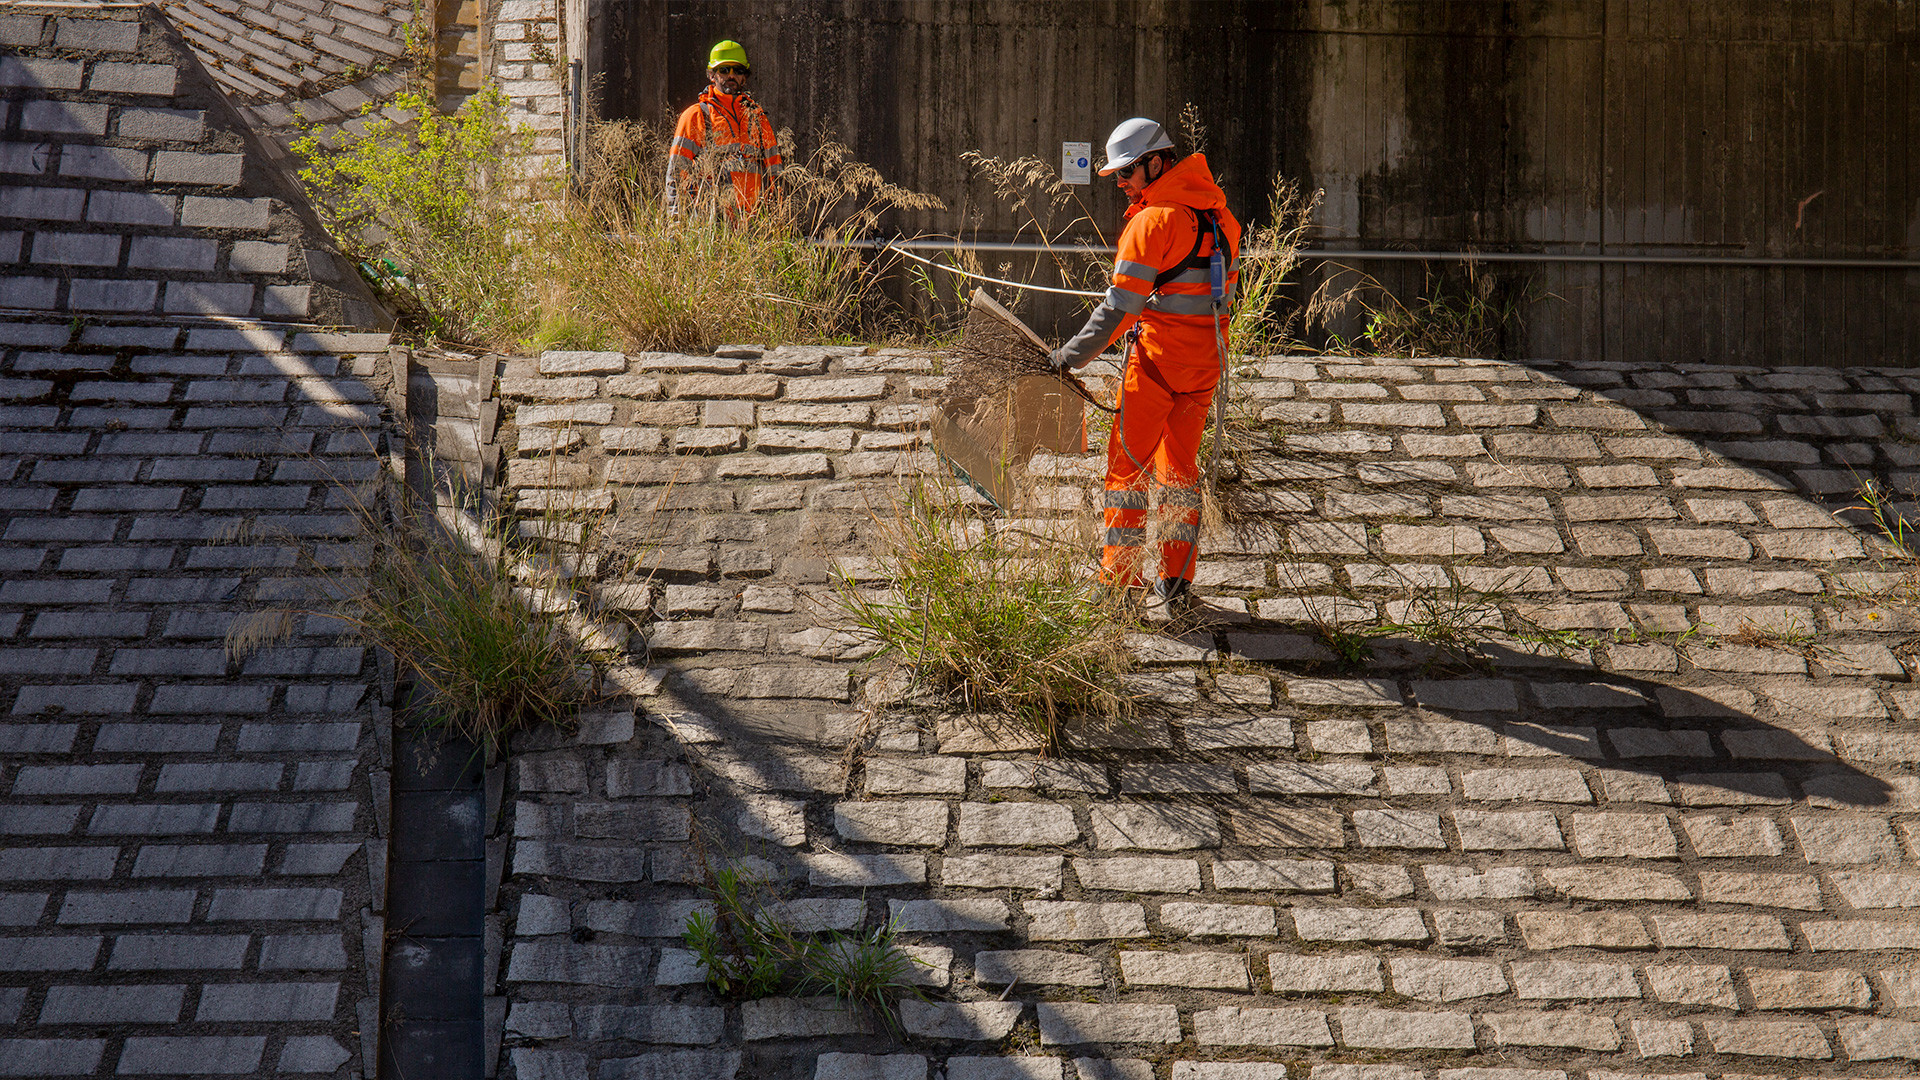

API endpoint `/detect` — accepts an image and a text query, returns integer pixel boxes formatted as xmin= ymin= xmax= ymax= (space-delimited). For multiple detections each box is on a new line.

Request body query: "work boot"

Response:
xmin=1144 ymin=577 xmax=1196 ymax=624
xmin=1089 ymin=581 xmax=1143 ymax=612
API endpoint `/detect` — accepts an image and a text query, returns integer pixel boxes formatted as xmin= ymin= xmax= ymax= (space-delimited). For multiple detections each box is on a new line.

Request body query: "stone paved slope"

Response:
xmin=488 ymin=347 xmax=1920 ymax=1080
xmin=0 ymin=3 xmax=387 ymax=327
xmin=1 ymin=7 xmax=402 ymax=1074
xmin=0 ymin=315 xmax=393 ymax=1076
xmin=158 ymin=0 xmax=415 ymax=105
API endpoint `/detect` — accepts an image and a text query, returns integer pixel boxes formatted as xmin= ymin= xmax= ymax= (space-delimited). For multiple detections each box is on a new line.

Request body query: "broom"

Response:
xmin=940 ymin=289 xmax=1115 ymax=415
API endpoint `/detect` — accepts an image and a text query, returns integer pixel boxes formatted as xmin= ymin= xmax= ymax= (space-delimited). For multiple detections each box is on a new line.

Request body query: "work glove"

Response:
xmin=1048 ymin=348 xmax=1072 ymax=372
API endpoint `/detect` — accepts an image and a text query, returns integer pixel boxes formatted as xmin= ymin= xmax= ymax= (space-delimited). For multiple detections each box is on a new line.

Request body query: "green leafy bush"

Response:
xmin=295 ymin=88 xmax=527 ymax=342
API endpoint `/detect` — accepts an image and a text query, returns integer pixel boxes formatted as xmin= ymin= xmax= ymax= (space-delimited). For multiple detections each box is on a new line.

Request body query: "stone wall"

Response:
xmin=490 ymin=0 xmax=567 ymax=161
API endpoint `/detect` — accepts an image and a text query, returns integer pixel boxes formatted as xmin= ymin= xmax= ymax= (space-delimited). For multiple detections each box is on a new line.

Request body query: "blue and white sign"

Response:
xmin=1062 ymin=141 xmax=1091 ymax=185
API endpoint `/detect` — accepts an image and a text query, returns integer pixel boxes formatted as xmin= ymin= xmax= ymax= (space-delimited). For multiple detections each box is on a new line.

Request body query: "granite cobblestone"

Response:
xmin=4 ymin=313 xmax=1894 ymax=1073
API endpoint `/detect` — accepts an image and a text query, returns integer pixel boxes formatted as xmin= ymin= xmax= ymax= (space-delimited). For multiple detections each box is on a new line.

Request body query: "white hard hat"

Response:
xmin=1098 ymin=117 xmax=1174 ymax=175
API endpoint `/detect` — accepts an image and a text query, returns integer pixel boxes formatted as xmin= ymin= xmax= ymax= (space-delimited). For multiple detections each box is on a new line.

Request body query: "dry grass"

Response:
xmin=831 ymin=482 xmax=1134 ymax=752
xmin=955 ymin=150 xmax=1111 ymax=316
xmin=297 ymin=89 xmax=942 ymax=353
xmin=225 ymin=464 xmax=600 ymax=755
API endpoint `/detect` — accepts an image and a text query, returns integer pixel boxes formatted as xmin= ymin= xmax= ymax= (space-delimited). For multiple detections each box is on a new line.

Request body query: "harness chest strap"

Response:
xmin=1152 ymin=207 xmax=1219 ymax=290
xmin=1146 ymin=207 xmax=1232 ymax=315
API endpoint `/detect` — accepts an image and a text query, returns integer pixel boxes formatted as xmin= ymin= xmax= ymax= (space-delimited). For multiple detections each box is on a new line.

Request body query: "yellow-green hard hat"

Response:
xmin=708 ymin=40 xmax=749 ymax=70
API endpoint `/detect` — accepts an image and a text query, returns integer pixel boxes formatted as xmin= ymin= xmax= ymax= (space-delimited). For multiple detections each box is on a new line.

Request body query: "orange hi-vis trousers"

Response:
xmin=1100 ymin=343 xmax=1218 ymax=588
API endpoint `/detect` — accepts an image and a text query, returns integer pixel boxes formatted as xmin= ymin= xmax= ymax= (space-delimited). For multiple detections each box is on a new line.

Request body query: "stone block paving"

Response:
xmin=159 ymin=0 xmax=414 ymax=106
xmin=0 ymin=4 xmax=383 ymax=327
xmin=0 ymin=316 xmax=392 ymax=1077
xmin=493 ymin=346 xmax=1920 ymax=1080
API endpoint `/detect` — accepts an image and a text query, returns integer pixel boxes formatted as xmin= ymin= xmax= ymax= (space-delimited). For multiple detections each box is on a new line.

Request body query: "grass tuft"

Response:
xmin=684 ymin=855 xmax=924 ymax=1034
xmin=226 ymin=465 xmax=599 ymax=755
xmin=832 ymin=483 xmax=1134 ymax=751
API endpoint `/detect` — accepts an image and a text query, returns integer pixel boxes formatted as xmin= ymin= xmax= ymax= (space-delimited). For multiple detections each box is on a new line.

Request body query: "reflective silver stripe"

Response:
xmin=1162 ymin=267 xmax=1211 ymax=285
xmin=1104 ymin=285 xmax=1148 ymax=315
xmin=672 ymin=135 xmax=701 ymax=154
xmin=1104 ymin=489 xmax=1149 ymax=509
xmin=1114 ymin=258 xmax=1158 ymax=282
xmin=1165 ymin=521 xmax=1199 ymax=543
xmin=1147 ymin=291 xmax=1224 ymax=315
xmin=1105 ymin=527 xmax=1146 ymax=547
xmin=1159 ymin=487 xmax=1201 ymax=509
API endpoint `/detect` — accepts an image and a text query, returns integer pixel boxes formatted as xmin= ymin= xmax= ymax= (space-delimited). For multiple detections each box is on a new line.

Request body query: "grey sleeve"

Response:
xmin=1055 ymin=300 xmax=1134 ymax=369
xmin=664 ymin=154 xmax=688 ymax=218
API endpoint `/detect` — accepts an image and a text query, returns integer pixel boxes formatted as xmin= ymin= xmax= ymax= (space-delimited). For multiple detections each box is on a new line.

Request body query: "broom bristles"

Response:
xmin=939 ymin=296 xmax=1058 ymax=413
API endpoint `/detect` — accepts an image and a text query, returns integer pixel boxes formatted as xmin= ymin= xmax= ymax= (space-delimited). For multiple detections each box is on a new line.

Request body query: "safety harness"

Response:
xmin=1152 ymin=207 xmax=1227 ymax=297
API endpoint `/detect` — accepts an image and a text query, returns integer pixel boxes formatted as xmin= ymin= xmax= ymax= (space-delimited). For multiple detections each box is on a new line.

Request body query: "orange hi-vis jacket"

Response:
xmin=1055 ymin=153 xmax=1241 ymax=589
xmin=664 ymin=88 xmax=782 ymax=218
xmin=1057 ymin=152 xmax=1242 ymax=370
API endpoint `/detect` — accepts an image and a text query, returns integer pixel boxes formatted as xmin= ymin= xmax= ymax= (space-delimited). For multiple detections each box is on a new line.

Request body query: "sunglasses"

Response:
xmin=712 ymin=65 xmax=748 ymax=76
xmin=1115 ymin=159 xmax=1148 ymax=179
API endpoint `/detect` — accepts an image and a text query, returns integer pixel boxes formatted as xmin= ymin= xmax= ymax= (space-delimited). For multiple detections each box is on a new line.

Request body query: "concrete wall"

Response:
xmin=583 ymin=0 xmax=1920 ymax=366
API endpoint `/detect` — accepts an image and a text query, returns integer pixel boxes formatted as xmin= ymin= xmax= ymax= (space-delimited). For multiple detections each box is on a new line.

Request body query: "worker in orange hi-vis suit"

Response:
xmin=1050 ymin=117 xmax=1241 ymax=619
xmin=664 ymin=40 xmax=783 ymax=220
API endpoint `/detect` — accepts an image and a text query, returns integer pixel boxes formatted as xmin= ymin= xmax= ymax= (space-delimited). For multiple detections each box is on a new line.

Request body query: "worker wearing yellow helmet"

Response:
xmin=665 ymin=40 xmax=784 ymax=220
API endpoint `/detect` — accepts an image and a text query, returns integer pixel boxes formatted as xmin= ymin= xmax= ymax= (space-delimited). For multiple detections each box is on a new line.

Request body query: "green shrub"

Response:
xmin=295 ymin=88 xmax=528 ymax=343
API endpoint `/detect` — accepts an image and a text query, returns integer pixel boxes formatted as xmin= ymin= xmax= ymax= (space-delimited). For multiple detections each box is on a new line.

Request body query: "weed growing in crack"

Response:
xmin=1318 ymin=626 xmax=1375 ymax=670
xmin=831 ymin=481 xmax=1134 ymax=752
xmin=1712 ymin=612 xmax=1832 ymax=660
xmin=1511 ymin=625 xmax=1593 ymax=656
xmin=795 ymin=922 xmax=927 ymax=1037
xmin=682 ymin=865 xmax=792 ymax=1000
xmin=1840 ymin=477 xmax=1920 ymax=608
xmin=683 ymin=860 xmax=924 ymax=1034
xmin=226 ymin=456 xmax=602 ymax=756
xmin=1375 ymin=576 xmax=1509 ymax=661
